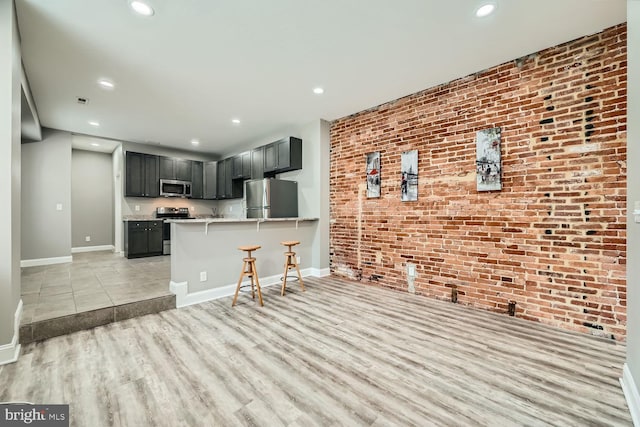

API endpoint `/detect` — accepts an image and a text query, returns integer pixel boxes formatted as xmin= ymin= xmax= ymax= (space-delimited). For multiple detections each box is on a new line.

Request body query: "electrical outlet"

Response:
xmin=135 ymin=205 xmax=140 ymax=211
xmin=200 ymin=271 xmax=207 ymax=282
xmin=407 ymin=263 xmax=416 ymax=277
xmin=229 ymin=206 xmax=233 ymax=212
xmin=190 ymin=206 xmax=195 ymax=211
xmin=85 ymin=236 xmax=91 ymax=242
xmin=296 ymin=256 xmax=301 ymax=265
xmin=56 ymin=203 xmax=62 ymax=211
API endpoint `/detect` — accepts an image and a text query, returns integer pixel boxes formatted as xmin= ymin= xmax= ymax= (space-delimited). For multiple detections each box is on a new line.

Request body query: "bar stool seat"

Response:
xmin=281 ymin=240 xmax=305 ymax=296
xmin=232 ymin=245 xmax=263 ymax=307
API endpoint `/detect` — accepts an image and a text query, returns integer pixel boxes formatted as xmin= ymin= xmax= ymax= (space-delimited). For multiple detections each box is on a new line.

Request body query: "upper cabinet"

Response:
xmin=159 ymin=156 xmax=192 ymax=181
xmin=191 ymin=161 xmax=203 ymax=199
xmin=176 ymin=159 xmax=192 ymax=181
xmin=264 ymin=137 xmax=302 ymax=175
xmin=231 ymin=151 xmax=251 ymax=180
xmin=124 ymin=136 xmax=301 ymax=200
xmin=250 ymin=146 xmax=264 ymax=180
xmin=203 ymin=161 xmax=218 ymax=200
xmin=219 ymin=158 xmax=242 ymax=199
xmin=125 ymin=151 xmax=159 ymax=198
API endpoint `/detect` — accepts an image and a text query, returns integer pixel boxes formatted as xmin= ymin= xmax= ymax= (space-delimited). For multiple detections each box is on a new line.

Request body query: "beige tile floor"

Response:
xmin=21 ymin=251 xmax=172 ymax=325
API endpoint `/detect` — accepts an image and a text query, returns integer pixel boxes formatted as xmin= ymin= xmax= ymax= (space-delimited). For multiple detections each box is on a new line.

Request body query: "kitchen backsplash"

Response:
xmin=121 ymin=197 xmax=245 ymax=219
xmin=122 ymin=197 xmax=220 ymax=218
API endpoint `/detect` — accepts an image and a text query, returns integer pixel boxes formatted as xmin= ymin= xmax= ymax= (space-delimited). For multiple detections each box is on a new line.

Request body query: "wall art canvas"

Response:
xmin=476 ymin=127 xmax=502 ymax=191
xmin=401 ymin=150 xmax=418 ymax=201
xmin=366 ymin=151 xmax=381 ymax=198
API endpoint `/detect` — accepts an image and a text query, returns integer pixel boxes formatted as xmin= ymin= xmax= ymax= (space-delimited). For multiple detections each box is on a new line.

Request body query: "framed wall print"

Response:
xmin=401 ymin=150 xmax=418 ymax=201
xmin=366 ymin=151 xmax=381 ymax=198
xmin=476 ymin=127 xmax=502 ymax=191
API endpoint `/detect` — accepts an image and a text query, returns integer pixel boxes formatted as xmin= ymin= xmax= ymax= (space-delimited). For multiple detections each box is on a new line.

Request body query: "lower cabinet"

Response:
xmin=124 ymin=220 xmax=163 ymax=258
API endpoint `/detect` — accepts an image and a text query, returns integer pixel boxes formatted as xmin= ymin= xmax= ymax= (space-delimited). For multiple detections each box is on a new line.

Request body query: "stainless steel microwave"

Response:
xmin=160 ymin=179 xmax=192 ymax=198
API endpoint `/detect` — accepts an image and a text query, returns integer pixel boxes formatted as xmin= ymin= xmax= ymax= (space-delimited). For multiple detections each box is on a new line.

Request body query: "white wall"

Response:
xmin=72 ymin=149 xmax=114 ymax=248
xmin=113 ymin=145 xmax=123 ymax=253
xmin=0 ymin=0 xmax=22 ymax=363
xmin=624 ymin=1 xmax=640 ymax=423
xmin=21 ymin=129 xmax=72 ymax=262
xmin=171 ymin=220 xmax=317 ymax=294
xmin=280 ymin=119 xmax=331 ymax=269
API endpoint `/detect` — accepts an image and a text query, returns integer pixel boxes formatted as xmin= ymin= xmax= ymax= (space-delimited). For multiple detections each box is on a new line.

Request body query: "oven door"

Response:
xmin=162 ymin=221 xmax=171 ymax=255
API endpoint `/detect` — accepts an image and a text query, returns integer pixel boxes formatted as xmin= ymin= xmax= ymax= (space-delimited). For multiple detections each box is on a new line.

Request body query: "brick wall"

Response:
xmin=330 ymin=24 xmax=627 ymax=340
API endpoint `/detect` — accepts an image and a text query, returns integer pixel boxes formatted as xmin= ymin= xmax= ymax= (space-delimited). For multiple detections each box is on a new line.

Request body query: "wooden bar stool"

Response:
xmin=281 ymin=240 xmax=305 ymax=296
xmin=232 ymin=245 xmax=263 ymax=307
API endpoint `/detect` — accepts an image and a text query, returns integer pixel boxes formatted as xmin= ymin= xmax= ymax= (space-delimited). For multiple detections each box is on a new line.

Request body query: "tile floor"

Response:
xmin=21 ymin=251 xmax=172 ymax=325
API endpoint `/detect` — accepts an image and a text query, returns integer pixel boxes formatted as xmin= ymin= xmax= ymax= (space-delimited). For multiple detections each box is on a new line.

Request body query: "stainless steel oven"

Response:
xmin=155 ymin=207 xmax=191 ymax=255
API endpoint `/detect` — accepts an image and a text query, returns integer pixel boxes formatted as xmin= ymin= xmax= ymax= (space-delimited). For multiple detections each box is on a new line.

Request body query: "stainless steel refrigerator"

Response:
xmin=244 ymin=179 xmax=298 ymax=218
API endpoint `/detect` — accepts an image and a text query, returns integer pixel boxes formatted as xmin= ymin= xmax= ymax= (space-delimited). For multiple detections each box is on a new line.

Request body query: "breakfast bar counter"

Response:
xmin=167 ymin=217 xmax=319 ymax=307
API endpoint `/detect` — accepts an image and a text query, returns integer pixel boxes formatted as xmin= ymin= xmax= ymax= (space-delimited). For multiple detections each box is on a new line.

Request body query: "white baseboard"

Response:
xmin=71 ymin=245 xmax=114 ymax=254
xmin=621 ymin=363 xmax=640 ymax=426
xmin=170 ymin=268 xmax=325 ymax=308
xmin=309 ymin=267 xmax=330 ymax=277
xmin=20 ymin=256 xmax=73 ymax=268
xmin=0 ymin=299 xmax=22 ymax=365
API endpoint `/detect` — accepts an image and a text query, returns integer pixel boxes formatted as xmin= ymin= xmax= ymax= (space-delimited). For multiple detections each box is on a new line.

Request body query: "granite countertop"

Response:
xmin=122 ymin=216 xmax=158 ymax=221
xmin=122 ymin=214 xmax=222 ymax=222
xmin=165 ymin=217 xmax=318 ymax=224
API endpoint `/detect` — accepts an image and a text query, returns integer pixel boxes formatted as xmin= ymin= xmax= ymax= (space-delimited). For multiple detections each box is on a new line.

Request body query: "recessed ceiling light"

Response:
xmin=313 ymin=87 xmax=324 ymax=95
xmin=475 ymin=3 xmax=496 ymax=17
xmin=88 ymin=121 xmax=100 ymax=127
xmin=91 ymin=143 xmax=100 ymax=147
xmin=98 ymin=79 xmax=115 ymax=90
xmin=191 ymin=139 xmax=200 ymax=146
xmin=130 ymin=1 xmax=154 ymax=16
xmin=231 ymin=119 xmax=241 ymax=124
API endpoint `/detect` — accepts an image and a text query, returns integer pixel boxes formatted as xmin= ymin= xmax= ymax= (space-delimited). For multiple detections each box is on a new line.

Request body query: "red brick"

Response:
xmin=330 ymin=24 xmax=627 ymax=341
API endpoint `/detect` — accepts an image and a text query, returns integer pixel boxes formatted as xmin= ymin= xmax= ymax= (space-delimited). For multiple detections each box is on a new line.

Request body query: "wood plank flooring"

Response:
xmin=0 ymin=276 xmax=632 ymax=426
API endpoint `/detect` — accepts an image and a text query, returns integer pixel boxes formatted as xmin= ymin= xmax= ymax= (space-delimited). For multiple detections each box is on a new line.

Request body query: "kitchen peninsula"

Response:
xmin=168 ymin=217 xmax=318 ymax=307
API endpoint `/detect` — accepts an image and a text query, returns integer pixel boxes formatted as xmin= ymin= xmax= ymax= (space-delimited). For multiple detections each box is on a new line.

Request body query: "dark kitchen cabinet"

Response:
xmin=125 ymin=151 xmax=159 ymax=197
xmin=217 ymin=158 xmax=243 ymax=199
xmin=263 ymin=137 xmax=302 ymax=175
xmin=203 ymin=161 xmax=218 ymax=199
xmin=216 ymin=159 xmax=226 ymax=198
xmin=225 ymin=158 xmax=233 ymax=196
xmin=144 ymin=155 xmax=160 ymax=197
xmin=159 ymin=156 xmax=174 ymax=180
xmin=251 ymin=146 xmax=264 ymax=179
xmin=160 ymin=156 xmax=192 ymax=181
xmin=264 ymin=143 xmax=277 ymax=173
xmin=191 ymin=161 xmax=203 ymax=199
xmin=124 ymin=220 xmax=163 ymax=258
xmin=176 ymin=159 xmax=192 ymax=181
xmin=232 ymin=152 xmax=251 ymax=180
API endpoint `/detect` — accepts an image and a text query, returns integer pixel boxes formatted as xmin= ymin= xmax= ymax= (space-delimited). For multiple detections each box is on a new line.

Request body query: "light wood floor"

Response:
xmin=0 ymin=276 xmax=632 ymax=426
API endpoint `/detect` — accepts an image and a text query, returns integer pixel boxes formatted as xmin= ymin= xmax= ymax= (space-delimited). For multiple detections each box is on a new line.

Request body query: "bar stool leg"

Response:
xmin=250 ymin=265 xmax=255 ymax=300
xmin=281 ymin=254 xmax=290 ymax=296
xmin=232 ymin=260 xmax=246 ymax=307
xmin=252 ymin=260 xmax=264 ymax=306
xmin=293 ymin=255 xmax=305 ymax=292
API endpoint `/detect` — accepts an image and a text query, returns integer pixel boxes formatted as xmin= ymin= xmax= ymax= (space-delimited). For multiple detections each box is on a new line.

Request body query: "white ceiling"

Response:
xmin=16 ymin=0 xmax=626 ymax=156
